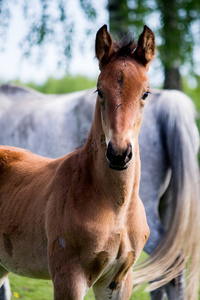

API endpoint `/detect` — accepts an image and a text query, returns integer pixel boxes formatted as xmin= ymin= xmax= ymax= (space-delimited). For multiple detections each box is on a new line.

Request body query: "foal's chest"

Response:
xmin=82 ymin=227 xmax=137 ymax=288
xmin=63 ymin=192 xmax=148 ymax=288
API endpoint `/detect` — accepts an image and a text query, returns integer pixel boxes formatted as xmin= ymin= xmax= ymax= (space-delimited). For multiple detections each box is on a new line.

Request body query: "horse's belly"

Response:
xmin=0 ymin=233 xmax=50 ymax=279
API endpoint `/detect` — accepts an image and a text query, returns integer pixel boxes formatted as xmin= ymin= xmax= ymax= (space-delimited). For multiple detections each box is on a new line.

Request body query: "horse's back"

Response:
xmin=0 ymin=145 xmax=52 ymax=172
xmin=0 ymin=145 xmax=58 ymax=207
xmin=0 ymin=84 xmax=46 ymax=103
xmin=0 ymin=146 xmax=24 ymax=169
xmin=0 ymin=84 xmax=95 ymax=157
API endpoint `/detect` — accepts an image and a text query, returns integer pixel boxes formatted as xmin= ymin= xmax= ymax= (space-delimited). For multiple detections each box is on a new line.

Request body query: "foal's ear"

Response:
xmin=95 ymin=25 xmax=114 ymax=70
xmin=134 ymin=25 xmax=155 ymax=69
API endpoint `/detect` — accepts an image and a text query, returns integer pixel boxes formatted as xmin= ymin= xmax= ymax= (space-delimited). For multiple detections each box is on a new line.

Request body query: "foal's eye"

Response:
xmin=97 ymin=89 xmax=103 ymax=99
xmin=142 ymin=91 xmax=149 ymax=100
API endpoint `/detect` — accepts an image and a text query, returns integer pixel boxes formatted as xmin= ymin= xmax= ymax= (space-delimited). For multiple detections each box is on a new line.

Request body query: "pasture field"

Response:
xmin=9 ymin=272 xmax=200 ymax=299
xmin=9 ymin=275 xmax=150 ymax=300
xmin=9 ymin=252 xmax=150 ymax=300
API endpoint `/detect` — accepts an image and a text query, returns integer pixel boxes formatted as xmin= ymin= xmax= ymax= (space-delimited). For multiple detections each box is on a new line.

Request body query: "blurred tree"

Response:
xmin=108 ymin=0 xmax=200 ymax=90
xmin=1 ymin=0 xmax=200 ymax=90
xmin=157 ymin=0 xmax=200 ymax=89
xmin=108 ymin=0 xmax=129 ymax=37
xmin=0 ymin=0 xmax=97 ymax=65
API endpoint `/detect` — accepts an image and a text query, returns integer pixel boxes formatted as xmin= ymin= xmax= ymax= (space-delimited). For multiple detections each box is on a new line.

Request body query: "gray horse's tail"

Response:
xmin=133 ymin=90 xmax=200 ymax=300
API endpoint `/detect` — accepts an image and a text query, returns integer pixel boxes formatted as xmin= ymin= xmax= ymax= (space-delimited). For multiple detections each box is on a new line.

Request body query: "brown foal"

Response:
xmin=0 ymin=25 xmax=155 ymax=299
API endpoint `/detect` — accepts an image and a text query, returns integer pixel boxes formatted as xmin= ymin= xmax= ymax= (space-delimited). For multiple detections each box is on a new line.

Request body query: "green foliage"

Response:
xmin=183 ymin=75 xmax=200 ymax=111
xmin=108 ymin=0 xmax=200 ymax=89
xmin=79 ymin=0 xmax=97 ymax=21
xmin=1 ymin=0 xmax=200 ymax=90
xmin=182 ymin=76 xmax=200 ymax=163
xmin=157 ymin=0 xmax=200 ymax=71
xmin=108 ymin=0 xmax=130 ymax=36
xmin=14 ymin=75 xmax=96 ymax=94
xmin=111 ymin=0 xmax=200 ymax=70
xmin=0 ymin=0 xmax=97 ymax=61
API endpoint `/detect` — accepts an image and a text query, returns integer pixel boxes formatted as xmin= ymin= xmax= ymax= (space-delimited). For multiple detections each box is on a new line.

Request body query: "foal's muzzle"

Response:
xmin=106 ymin=142 xmax=132 ymax=171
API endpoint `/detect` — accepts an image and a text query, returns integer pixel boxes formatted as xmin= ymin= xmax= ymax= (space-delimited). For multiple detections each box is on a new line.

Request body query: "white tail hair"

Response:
xmin=133 ymin=90 xmax=200 ymax=300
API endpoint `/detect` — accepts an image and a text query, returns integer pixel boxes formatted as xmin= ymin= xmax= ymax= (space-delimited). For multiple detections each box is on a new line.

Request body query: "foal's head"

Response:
xmin=95 ymin=25 xmax=155 ymax=171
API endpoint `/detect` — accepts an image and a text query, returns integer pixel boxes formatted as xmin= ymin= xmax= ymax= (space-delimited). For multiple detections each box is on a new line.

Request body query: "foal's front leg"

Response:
xmin=93 ymin=269 xmax=133 ymax=300
xmin=48 ymin=242 xmax=88 ymax=300
xmin=52 ymin=265 xmax=88 ymax=300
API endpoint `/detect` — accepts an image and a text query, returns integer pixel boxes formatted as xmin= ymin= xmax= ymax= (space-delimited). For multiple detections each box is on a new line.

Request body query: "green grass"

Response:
xmin=9 ymin=275 xmax=150 ymax=300
xmin=9 ymin=252 xmax=150 ymax=300
xmin=9 ymin=275 xmax=53 ymax=299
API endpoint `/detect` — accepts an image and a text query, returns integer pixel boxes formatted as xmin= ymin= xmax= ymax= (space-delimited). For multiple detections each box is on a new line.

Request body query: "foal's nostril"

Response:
xmin=106 ymin=142 xmax=116 ymax=164
xmin=106 ymin=142 xmax=132 ymax=170
xmin=124 ymin=143 xmax=132 ymax=163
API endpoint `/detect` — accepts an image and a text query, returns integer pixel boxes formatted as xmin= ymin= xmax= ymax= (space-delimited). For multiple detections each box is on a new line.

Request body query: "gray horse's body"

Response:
xmin=0 ymin=84 xmax=199 ymax=300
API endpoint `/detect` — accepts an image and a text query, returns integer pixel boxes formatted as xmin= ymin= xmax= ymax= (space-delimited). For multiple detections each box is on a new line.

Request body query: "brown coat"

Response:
xmin=0 ymin=24 xmax=155 ymax=299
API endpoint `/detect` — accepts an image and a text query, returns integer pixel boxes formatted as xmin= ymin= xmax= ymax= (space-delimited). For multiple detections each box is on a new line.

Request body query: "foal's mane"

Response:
xmin=114 ymin=36 xmax=137 ymax=58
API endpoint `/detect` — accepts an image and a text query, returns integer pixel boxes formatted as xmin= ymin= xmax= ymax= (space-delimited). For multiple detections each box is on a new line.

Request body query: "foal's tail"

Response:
xmin=133 ymin=90 xmax=200 ymax=300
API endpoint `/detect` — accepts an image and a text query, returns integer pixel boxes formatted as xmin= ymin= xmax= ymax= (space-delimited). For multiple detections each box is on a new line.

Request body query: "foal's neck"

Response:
xmin=83 ymin=100 xmax=140 ymax=208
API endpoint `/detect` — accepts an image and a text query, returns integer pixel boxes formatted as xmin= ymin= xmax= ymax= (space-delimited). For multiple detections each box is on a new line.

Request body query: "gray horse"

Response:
xmin=0 ymin=84 xmax=199 ymax=300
